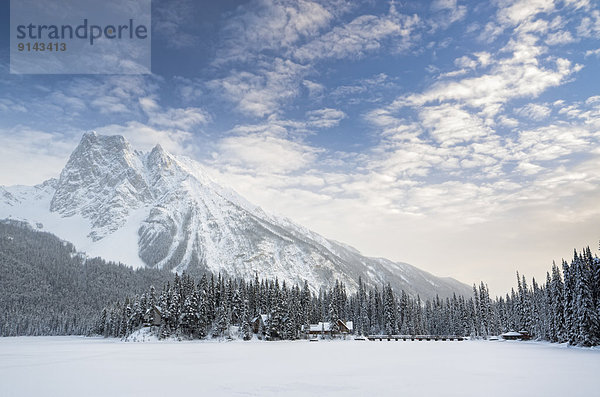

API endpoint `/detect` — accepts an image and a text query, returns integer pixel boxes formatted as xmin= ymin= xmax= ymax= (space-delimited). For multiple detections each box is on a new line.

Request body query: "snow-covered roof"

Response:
xmin=309 ymin=322 xmax=331 ymax=332
xmin=145 ymin=305 xmax=161 ymax=314
xmin=307 ymin=321 xmax=352 ymax=332
xmin=251 ymin=314 xmax=269 ymax=324
xmin=501 ymin=331 xmax=522 ymax=337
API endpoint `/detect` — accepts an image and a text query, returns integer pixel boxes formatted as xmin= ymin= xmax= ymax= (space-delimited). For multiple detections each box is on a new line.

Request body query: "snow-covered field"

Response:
xmin=0 ymin=337 xmax=598 ymax=396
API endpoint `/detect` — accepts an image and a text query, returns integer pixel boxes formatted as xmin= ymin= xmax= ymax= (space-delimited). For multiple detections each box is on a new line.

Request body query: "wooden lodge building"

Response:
xmin=143 ymin=305 xmax=162 ymax=327
xmin=303 ymin=320 xmax=354 ymax=338
xmin=251 ymin=314 xmax=269 ymax=335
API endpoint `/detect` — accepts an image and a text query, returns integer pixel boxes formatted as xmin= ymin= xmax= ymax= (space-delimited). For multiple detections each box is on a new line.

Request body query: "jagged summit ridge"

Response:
xmin=0 ymin=132 xmax=472 ymax=298
xmin=50 ymin=131 xmax=151 ymax=239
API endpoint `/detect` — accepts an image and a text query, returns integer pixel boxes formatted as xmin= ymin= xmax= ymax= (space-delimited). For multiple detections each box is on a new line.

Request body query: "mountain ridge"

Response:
xmin=0 ymin=132 xmax=472 ymax=298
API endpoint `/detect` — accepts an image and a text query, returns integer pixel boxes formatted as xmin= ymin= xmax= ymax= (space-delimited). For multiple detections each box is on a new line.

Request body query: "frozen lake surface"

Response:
xmin=0 ymin=336 xmax=598 ymax=396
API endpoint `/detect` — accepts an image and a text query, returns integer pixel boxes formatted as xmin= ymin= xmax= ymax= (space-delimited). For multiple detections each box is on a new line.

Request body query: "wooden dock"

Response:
xmin=367 ymin=335 xmax=465 ymax=341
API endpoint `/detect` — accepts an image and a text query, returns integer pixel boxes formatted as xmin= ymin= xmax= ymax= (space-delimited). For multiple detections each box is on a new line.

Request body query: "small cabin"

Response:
xmin=143 ymin=305 xmax=162 ymax=327
xmin=304 ymin=320 xmax=354 ymax=337
xmin=251 ymin=314 xmax=269 ymax=335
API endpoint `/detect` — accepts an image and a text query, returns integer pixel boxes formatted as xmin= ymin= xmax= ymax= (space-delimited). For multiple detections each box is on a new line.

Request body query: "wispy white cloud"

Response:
xmin=429 ymin=0 xmax=467 ymax=31
xmin=209 ymin=58 xmax=308 ymax=118
xmin=302 ymin=79 xmax=325 ymax=99
xmin=293 ymin=10 xmax=420 ymax=61
xmin=515 ymin=103 xmax=551 ymax=120
xmin=211 ymin=122 xmax=322 ymax=174
xmin=306 ymin=108 xmax=346 ymax=128
xmin=497 ymin=0 xmax=556 ymax=27
xmin=94 ymin=121 xmax=196 ymax=156
xmin=215 ymin=0 xmax=333 ymax=65
xmin=330 ymin=73 xmax=395 ymax=104
xmin=153 ymin=0 xmax=199 ymax=48
xmin=577 ymin=10 xmax=600 ymax=37
xmin=420 ymin=104 xmax=491 ymax=146
xmin=90 ymin=96 xmax=131 ymax=114
xmin=173 ymin=76 xmax=204 ymax=103
xmin=0 ymin=99 xmax=27 ymax=113
xmin=584 ymin=48 xmax=600 ymax=57
xmin=211 ymin=2 xmax=421 ymax=119
xmin=139 ymin=97 xmax=210 ymax=130
xmin=64 ymin=76 xmax=158 ymax=115
xmin=0 ymin=126 xmax=79 ymax=185
xmin=395 ymin=31 xmax=580 ymax=118
xmin=545 ymin=30 xmax=576 ymax=45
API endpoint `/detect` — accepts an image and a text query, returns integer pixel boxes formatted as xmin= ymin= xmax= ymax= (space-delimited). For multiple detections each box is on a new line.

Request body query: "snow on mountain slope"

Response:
xmin=0 ymin=132 xmax=472 ymax=298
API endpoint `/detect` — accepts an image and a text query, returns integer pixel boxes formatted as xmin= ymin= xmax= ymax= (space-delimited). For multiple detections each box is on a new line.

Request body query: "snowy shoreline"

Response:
xmin=4 ymin=334 xmax=600 ymax=350
xmin=1 ymin=336 xmax=599 ymax=397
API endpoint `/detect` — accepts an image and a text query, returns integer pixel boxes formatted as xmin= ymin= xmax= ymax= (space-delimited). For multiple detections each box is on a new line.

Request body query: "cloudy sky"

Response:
xmin=1 ymin=0 xmax=599 ymax=294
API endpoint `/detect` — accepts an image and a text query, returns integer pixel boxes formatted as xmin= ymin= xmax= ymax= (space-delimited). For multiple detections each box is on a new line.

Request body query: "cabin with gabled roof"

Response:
xmin=303 ymin=320 xmax=354 ymax=338
xmin=143 ymin=305 xmax=162 ymax=327
xmin=251 ymin=314 xmax=269 ymax=338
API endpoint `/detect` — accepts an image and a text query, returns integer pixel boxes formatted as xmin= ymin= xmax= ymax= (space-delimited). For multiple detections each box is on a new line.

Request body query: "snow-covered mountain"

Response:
xmin=0 ymin=132 xmax=471 ymax=298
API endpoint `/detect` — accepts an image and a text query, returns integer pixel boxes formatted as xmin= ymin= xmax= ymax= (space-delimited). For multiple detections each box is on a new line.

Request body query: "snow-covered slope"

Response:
xmin=0 ymin=132 xmax=471 ymax=298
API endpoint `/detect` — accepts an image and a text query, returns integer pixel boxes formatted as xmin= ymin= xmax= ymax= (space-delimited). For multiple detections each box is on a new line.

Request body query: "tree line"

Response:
xmin=2 ymin=220 xmax=599 ymax=346
xmin=96 ymin=247 xmax=600 ymax=346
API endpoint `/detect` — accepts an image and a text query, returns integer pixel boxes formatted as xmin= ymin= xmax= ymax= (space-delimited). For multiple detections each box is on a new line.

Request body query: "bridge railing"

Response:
xmin=366 ymin=335 xmax=465 ymax=341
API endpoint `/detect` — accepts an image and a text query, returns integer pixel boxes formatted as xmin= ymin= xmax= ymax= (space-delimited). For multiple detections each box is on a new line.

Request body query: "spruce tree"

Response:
xmin=239 ymin=299 xmax=252 ymax=341
xmin=383 ymin=283 xmax=397 ymax=335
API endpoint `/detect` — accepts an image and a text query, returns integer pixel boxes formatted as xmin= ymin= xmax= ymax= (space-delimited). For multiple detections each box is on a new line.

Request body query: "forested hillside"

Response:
xmin=0 ymin=221 xmax=174 ymax=336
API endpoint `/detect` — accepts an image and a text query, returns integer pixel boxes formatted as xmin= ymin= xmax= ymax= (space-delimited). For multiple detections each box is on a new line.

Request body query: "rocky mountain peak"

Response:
xmin=50 ymin=133 xmax=151 ymax=239
xmin=147 ymin=143 xmax=173 ymax=170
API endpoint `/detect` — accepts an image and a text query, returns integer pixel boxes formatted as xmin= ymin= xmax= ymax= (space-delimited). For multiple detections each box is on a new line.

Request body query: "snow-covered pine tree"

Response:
xmin=479 ymin=282 xmax=491 ymax=337
xmin=573 ymin=250 xmax=597 ymax=346
xmin=518 ymin=274 xmax=532 ymax=333
xmin=583 ymin=247 xmax=600 ymax=342
xmin=563 ymin=259 xmax=577 ymax=344
xmin=472 ymin=284 xmax=481 ymax=337
xmin=266 ymin=280 xmax=284 ymax=340
xmin=97 ymin=308 xmax=107 ymax=337
xmin=398 ymin=290 xmax=409 ymax=335
xmin=383 ymin=283 xmax=397 ymax=335
xmin=550 ymin=263 xmax=565 ymax=342
xmin=328 ymin=290 xmax=340 ymax=335
xmin=230 ymin=288 xmax=242 ymax=326
xmin=531 ymin=278 xmax=544 ymax=339
xmin=545 ymin=271 xmax=556 ymax=341
xmin=301 ymin=280 xmax=311 ymax=337
xmin=213 ymin=304 xmax=230 ymax=338
xmin=180 ymin=293 xmax=199 ymax=337
xmin=239 ymin=299 xmax=252 ymax=341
